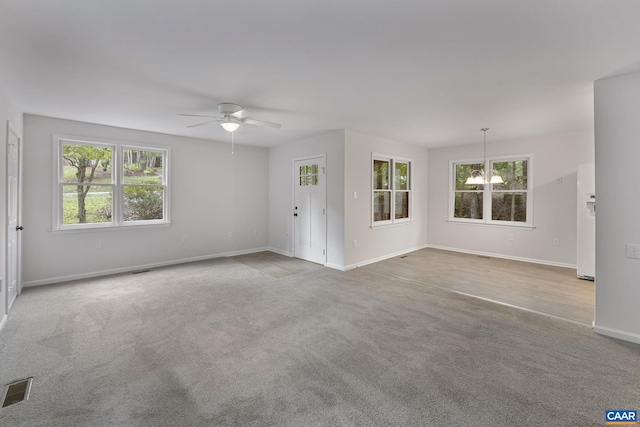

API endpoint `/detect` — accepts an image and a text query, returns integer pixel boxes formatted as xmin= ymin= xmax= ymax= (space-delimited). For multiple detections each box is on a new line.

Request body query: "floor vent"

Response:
xmin=132 ymin=269 xmax=151 ymax=275
xmin=1 ymin=378 xmax=33 ymax=408
xmin=399 ymin=255 xmax=408 ymax=259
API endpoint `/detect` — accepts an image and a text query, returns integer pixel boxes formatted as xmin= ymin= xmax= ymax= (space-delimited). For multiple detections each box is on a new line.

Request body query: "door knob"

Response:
xmin=16 ymin=226 xmax=23 ymax=231
xmin=293 ymin=213 xmax=298 ymax=217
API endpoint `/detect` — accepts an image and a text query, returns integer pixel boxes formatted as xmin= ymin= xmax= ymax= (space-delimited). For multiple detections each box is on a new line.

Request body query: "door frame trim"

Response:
xmin=291 ymin=154 xmax=327 ymax=265
xmin=6 ymin=120 xmax=23 ymax=314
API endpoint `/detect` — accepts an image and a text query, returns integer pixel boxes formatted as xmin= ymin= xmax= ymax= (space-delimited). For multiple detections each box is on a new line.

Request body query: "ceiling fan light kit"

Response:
xmin=180 ymin=103 xmax=282 ymax=134
xmin=220 ymin=117 xmax=240 ymax=132
xmin=465 ymin=128 xmax=504 ymax=185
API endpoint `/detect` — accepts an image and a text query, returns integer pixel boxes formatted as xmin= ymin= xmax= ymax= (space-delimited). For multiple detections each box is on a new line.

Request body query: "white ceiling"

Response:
xmin=1 ymin=0 xmax=640 ymax=148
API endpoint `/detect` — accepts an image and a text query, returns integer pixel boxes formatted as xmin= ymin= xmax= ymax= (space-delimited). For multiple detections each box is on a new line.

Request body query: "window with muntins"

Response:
xmin=372 ymin=155 xmax=412 ymax=225
xmin=299 ymin=164 xmax=319 ymax=186
xmin=54 ymin=136 xmax=170 ymax=230
xmin=450 ymin=156 xmax=532 ymax=226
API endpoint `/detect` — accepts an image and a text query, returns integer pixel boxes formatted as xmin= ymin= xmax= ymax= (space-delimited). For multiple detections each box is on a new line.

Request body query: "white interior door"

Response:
xmin=294 ymin=157 xmax=326 ymax=265
xmin=6 ymin=123 xmax=21 ymax=312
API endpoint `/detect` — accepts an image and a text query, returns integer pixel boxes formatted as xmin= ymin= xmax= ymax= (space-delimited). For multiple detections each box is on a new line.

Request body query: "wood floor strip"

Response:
xmin=361 ymin=248 xmax=594 ymax=325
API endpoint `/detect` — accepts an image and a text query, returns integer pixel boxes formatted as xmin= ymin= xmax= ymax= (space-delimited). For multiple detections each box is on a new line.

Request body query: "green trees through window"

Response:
xmin=122 ymin=149 xmax=165 ymax=221
xmin=451 ymin=157 xmax=531 ymax=225
xmin=56 ymin=138 xmax=169 ymax=229
xmin=491 ymin=160 xmax=528 ymax=222
xmin=373 ymin=156 xmax=411 ymax=224
xmin=373 ymin=159 xmax=391 ymax=221
xmin=62 ymin=144 xmax=113 ymax=224
xmin=453 ymin=163 xmax=484 ymax=219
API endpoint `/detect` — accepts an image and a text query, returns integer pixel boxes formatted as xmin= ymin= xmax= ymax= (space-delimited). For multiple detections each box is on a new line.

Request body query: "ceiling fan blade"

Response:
xmin=230 ymin=109 xmax=248 ymax=119
xmin=179 ymin=113 xmax=219 ymax=118
xmin=187 ymin=119 xmax=219 ymax=128
xmin=241 ymin=118 xmax=281 ymax=129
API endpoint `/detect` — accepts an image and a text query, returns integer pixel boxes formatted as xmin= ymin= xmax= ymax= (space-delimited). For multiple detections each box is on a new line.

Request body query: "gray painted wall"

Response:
xmin=22 ymin=115 xmax=269 ymax=286
xmin=343 ymin=130 xmax=428 ymax=268
xmin=268 ymin=130 xmax=345 ymax=269
xmin=594 ymin=71 xmax=640 ymax=344
xmin=268 ymin=129 xmax=429 ymax=270
xmin=427 ymin=129 xmax=594 ymax=267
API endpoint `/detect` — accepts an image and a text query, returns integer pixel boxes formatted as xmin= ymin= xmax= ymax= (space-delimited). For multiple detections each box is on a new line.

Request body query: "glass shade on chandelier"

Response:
xmin=465 ymin=128 xmax=504 ymax=185
xmin=465 ymin=169 xmax=504 ymax=185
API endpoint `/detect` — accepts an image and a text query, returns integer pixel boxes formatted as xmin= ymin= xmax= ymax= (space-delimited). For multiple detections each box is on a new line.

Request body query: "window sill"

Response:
xmin=370 ymin=219 xmax=414 ymax=229
xmin=446 ymin=220 xmax=536 ymax=230
xmin=52 ymin=222 xmax=172 ymax=234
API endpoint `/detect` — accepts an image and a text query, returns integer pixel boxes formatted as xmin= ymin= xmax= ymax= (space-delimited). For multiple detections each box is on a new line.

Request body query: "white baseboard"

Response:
xmin=224 ymin=247 xmax=271 ymax=257
xmin=426 ymin=244 xmax=577 ymax=269
xmin=342 ymin=244 xmax=429 ymax=271
xmin=22 ymin=247 xmax=270 ymax=288
xmin=325 ymin=263 xmax=346 ymax=271
xmin=267 ymin=247 xmax=293 ymax=257
xmin=593 ymin=324 xmax=640 ymax=345
xmin=267 ymin=247 xmax=346 ymax=270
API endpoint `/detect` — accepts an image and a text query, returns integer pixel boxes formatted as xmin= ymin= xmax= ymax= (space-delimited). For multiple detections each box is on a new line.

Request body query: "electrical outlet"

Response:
xmin=507 ymin=233 xmax=514 ymax=241
xmin=626 ymin=244 xmax=640 ymax=259
xmin=553 ymin=238 xmax=560 ymax=246
xmin=353 ymin=239 xmax=357 ymax=248
xmin=227 ymin=232 xmax=233 ymax=238
xmin=254 ymin=230 xmax=259 ymax=236
xmin=96 ymin=240 xmax=102 ymax=249
xmin=182 ymin=235 xmax=188 ymax=244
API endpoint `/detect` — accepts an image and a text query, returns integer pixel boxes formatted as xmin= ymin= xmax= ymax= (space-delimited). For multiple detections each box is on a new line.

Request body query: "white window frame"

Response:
xmin=449 ymin=154 xmax=533 ymax=228
xmin=53 ymin=135 xmax=171 ymax=232
xmin=371 ymin=153 xmax=413 ymax=227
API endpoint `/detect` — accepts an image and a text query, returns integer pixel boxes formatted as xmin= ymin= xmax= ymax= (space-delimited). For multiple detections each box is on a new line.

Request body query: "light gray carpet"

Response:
xmin=0 ymin=256 xmax=638 ymax=426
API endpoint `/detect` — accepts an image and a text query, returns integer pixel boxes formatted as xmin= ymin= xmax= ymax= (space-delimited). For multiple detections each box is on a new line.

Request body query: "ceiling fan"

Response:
xmin=180 ymin=103 xmax=282 ymax=133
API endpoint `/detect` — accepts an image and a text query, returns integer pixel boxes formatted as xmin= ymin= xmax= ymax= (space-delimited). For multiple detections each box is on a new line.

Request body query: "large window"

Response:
xmin=372 ymin=155 xmax=412 ymax=225
xmin=54 ymin=136 xmax=170 ymax=230
xmin=450 ymin=156 xmax=531 ymax=226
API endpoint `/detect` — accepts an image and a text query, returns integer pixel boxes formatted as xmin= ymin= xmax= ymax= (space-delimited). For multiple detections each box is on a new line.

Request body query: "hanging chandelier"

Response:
xmin=465 ymin=128 xmax=504 ymax=185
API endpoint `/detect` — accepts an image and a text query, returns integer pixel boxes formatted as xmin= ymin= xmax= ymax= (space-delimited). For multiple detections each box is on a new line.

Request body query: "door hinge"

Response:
xmin=323 ymin=249 xmax=326 ymax=255
xmin=322 ymin=208 xmax=325 ymax=215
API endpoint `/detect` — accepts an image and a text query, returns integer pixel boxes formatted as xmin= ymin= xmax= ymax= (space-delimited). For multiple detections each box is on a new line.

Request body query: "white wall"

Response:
xmin=343 ymin=130 xmax=428 ymax=268
xmin=0 ymin=81 xmax=23 ymax=325
xmin=427 ymin=130 xmax=594 ymax=267
xmin=268 ymin=131 xmax=345 ymax=268
xmin=593 ymin=71 xmax=640 ymax=344
xmin=22 ymin=115 xmax=269 ymax=286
